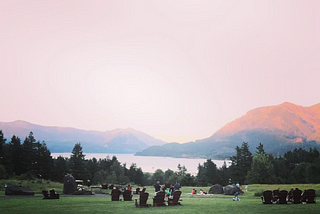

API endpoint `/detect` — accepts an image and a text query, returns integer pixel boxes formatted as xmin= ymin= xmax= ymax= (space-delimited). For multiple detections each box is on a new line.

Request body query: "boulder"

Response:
xmin=5 ymin=185 xmax=34 ymax=195
xmin=224 ymin=185 xmax=243 ymax=195
xmin=63 ymin=174 xmax=77 ymax=194
xmin=209 ymin=184 xmax=224 ymax=194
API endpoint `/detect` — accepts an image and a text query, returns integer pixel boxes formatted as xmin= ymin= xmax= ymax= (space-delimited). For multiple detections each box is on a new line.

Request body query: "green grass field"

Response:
xmin=0 ymin=182 xmax=319 ymax=214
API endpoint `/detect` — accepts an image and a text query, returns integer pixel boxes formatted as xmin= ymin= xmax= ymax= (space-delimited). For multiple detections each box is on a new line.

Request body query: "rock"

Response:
xmin=224 ymin=185 xmax=243 ymax=195
xmin=209 ymin=184 xmax=224 ymax=194
xmin=5 ymin=185 xmax=34 ymax=195
xmin=63 ymin=174 xmax=77 ymax=194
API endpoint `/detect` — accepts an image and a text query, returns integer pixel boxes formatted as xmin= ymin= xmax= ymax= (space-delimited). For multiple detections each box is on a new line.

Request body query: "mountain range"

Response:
xmin=136 ymin=102 xmax=320 ymax=158
xmin=0 ymin=120 xmax=166 ymax=153
xmin=1 ymin=102 xmax=320 ymax=158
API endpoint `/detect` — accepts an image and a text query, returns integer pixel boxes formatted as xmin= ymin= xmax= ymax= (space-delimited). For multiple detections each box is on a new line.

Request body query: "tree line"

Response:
xmin=1 ymin=130 xmax=320 ymax=186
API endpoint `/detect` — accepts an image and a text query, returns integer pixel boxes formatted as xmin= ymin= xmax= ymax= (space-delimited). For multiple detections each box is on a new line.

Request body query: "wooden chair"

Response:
xmin=111 ymin=189 xmax=121 ymax=201
xmin=153 ymin=191 xmax=166 ymax=206
xmin=122 ymin=190 xmax=133 ymax=201
xmin=42 ymin=189 xmax=59 ymax=199
xmin=261 ymin=190 xmax=273 ymax=204
xmin=168 ymin=190 xmax=182 ymax=206
xmin=272 ymin=190 xmax=279 ymax=202
xmin=292 ymin=189 xmax=302 ymax=204
xmin=135 ymin=192 xmax=150 ymax=208
xmin=302 ymin=189 xmax=316 ymax=203
xmin=278 ymin=190 xmax=288 ymax=204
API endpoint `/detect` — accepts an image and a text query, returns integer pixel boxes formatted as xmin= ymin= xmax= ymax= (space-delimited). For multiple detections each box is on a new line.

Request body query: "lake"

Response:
xmin=51 ymin=153 xmax=231 ymax=175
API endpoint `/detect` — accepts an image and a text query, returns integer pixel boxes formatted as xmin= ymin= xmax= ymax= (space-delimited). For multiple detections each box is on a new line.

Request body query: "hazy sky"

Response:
xmin=1 ymin=1 xmax=320 ymax=143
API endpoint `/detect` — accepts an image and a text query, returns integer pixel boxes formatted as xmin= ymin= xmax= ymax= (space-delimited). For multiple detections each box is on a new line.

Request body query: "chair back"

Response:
xmin=168 ymin=190 xmax=181 ymax=205
xmin=292 ymin=189 xmax=302 ymax=204
xmin=123 ymin=190 xmax=132 ymax=201
xmin=262 ymin=190 xmax=273 ymax=204
xmin=139 ymin=192 xmax=149 ymax=206
xmin=278 ymin=190 xmax=288 ymax=204
xmin=111 ymin=189 xmax=121 ymax=201
xmin=304 ymin=189 xmax=316 ymax=203
xmin=153 ymin=191 xmax=165 ymax=206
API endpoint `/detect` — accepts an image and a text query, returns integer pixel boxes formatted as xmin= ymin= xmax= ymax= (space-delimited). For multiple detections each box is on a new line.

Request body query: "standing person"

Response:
xmin=154 ymin=181 xmax=161 ymax=195
xmin=127 ymin=185 xmax=132 ymax=191
xmin=174 ymin=181 xmax=181 ymax=191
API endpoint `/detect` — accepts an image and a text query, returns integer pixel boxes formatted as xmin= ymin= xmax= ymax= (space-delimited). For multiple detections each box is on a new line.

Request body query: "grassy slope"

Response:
xmin=1 ymin=182 xmax=320 ymax=214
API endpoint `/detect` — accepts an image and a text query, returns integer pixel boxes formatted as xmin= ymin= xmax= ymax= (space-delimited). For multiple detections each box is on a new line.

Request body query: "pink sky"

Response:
xmin=1 ymin=1 xmax=320 ymax=143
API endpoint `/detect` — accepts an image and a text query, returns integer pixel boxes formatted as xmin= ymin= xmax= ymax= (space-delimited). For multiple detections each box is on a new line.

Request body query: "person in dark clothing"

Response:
xmin=154 ymin=181 xmax=161 ymax=194
xmin=174 ymin=182 xmax=181 ymax=191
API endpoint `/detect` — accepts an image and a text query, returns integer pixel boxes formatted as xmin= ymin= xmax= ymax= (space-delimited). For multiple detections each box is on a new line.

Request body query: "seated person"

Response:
xmin=199 ymin=189 xmax=207 ymax=195
xmin=165 ymin=188 xmax=171 ymax=197
xmin=191 ymin=189 xmax=196 ymax=194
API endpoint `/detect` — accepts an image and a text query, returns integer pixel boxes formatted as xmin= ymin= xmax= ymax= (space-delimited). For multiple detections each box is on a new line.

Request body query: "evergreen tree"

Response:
xmin=33 ymin=141 xmax=53 ymax=179
xmin=196 ymin=159 xmax=218 ymax=186
xmin=21 ymin=132 xmax=37 ymax=174
xmin=135 ymin=167 xmax=144 ymax=185
xmin=256 ymin=143 xmax=265 ymax=155
xmin=52 ymin=156 xmax=69 ymax=182
xmin=70 ymin=143 xmax=86 ymax=179
xmin=86 ymin=157 xmax=98 ymax=181
xmin=0 ymin=130 xmax=6 ymax=165
xmin=8 ymin=135 xmax=23 ymax=175
xmin=246 ymin=153 xmax=276 ymax=184
xmin=217 ymin=161 xmax=230 ymax=186
xmin=229 ymin=142 xmax=252 ymax=184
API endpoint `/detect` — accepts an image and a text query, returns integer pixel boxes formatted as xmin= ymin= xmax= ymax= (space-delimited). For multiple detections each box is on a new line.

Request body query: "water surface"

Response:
xmin=52 ymin=153 xmax=231 ymax=175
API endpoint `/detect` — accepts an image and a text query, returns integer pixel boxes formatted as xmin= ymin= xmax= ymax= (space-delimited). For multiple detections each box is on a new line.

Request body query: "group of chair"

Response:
xmin=111 ymin=188 xmax=182 ymax=208
xmin=42 ymin=189 xmax=60 ymax=199
xmin=135 ymin=190 xmax=182 ymax=208
xmin=261 ymin=189 xmax=316 ymax=204
xmin=111 ymin=189 xmax=133 ymax=201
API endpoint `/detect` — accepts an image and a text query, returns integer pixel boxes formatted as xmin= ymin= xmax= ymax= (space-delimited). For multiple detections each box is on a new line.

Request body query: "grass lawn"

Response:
xmin=0 ymin=184 xmax=319 ymax=214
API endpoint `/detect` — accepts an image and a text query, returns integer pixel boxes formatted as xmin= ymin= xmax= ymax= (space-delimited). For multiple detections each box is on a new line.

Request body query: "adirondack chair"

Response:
xmin=111 ymin=189 xmax=121 ymax=201
xmin=302 ymin=189 xmax=316 ymax=203
xmin=42 ymin=189 xmax=59 ymax=199
xmin=261 ymin=190 xmax=273 ymax=204
xmin=168 ymin=190 xmax=182 ymax=206
xmin=272 ymin=189 xmax=279 ymax=202
xmin=122 ymin=190 xmax=133 ymax=201
xmin=292 ymin=189 xmax=302 ymax=204
xmin=135 ymin=192 xmax=150 ymax=208
xmin=153 ymin=191 xmax=166 ymax=206
xmin=278 ymin=190 xmax=288 ymax=204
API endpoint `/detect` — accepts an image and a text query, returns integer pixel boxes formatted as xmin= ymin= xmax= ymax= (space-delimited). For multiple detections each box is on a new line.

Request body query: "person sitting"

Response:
xmin=202 ymin=189 xmax=207 ymax=195
xmin=165 ymin=188 xmax=171 ymax=197
xmin=191 ymin=189 xmax=196 ymax=194
xmin=127 ymin=185 xmax=132 ymax=191
xmin=154 ymin=181 xmax=161 ymax=195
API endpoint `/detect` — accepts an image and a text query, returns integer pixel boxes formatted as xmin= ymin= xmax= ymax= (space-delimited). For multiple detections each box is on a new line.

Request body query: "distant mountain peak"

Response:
xmin=211 ymin=102 xmax=320 ymax=143
xmin=137 ymin=102 xmax=320 ymax=159
xmin=0 ymin=120 xmax=167 ymax=153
